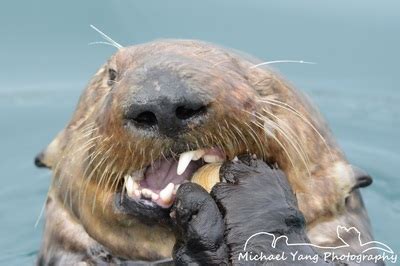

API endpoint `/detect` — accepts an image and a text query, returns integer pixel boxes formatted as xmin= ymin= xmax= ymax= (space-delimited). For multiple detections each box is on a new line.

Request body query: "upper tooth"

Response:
xmin=203 ymin=154 xmax=224 ymax=163
xmin=177 ymin=150 xmax=205 ymax=175
xmin=125 ymin=175 xmax=134 ymax=197
xmin=159 ymin=182 xmax=175 ymax=203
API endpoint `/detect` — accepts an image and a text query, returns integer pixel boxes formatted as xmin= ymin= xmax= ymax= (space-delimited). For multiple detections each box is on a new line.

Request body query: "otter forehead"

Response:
xmin=112 ymin=39 xmax=250 ymax=76
xmin=115 ymin=39 xmax=226 ymax=60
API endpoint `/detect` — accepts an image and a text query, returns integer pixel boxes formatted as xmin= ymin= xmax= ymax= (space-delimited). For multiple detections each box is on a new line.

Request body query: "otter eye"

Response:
xmin=108 ymin=68 xmax=117 ymax=86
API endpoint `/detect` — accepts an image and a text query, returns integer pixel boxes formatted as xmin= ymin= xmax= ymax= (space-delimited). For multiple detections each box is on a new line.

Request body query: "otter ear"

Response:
xmin=34 ymin=130 xmax=65 ymax=169
xmin=34 ymin=151 xmax=49 ymax=168
xmin=350 ymin=165 xmax=373 ymax=192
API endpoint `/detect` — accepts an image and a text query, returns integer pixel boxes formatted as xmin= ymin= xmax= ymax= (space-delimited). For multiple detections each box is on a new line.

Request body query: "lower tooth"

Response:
xmin=160 ymin=183 xmax=174 ymax=203
xmin=134 ymin=189 xmax=141 ymax=198
xmin=151 ymin=193 xmax=159 ymax=201
xmin=141 ymin=188 xmax=153 ymax=199
xmin=173 ymin=184 xmax=180 ymax=195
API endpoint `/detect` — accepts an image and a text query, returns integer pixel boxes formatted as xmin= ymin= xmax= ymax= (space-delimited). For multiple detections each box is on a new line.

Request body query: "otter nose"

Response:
xmin=124 ymin=68 xmax=210 ymax=137
xmin=126 ymin=98 xmax=208 ymax=137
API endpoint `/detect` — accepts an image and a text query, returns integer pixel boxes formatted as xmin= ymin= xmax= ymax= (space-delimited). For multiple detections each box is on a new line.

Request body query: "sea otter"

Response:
xmin=35 ymin=39 xmax=376 ymax=264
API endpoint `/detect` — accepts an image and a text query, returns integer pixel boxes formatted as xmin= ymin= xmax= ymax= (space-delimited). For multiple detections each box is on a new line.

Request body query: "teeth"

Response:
xmin=151 ymin=193 xmax=159 ymax=201
xmin=141 ymin=188 xmax=153 ymax=199
xmin=133 ymin=181 xmax=139 ymax=190
xmin=125 ymin=175 xmax=135 ymax=197
xmin=203 ymin=154 xmax=224 ymax=163
xmin=134 ymin=189 xmax=141 ymax=198
xmin=177 ymin=150 xmax=205 ymax=175
xmin=173 ymin=184 xmax=180 ymax=195
xmin=159 ymin=183 xmax=175 ymax=204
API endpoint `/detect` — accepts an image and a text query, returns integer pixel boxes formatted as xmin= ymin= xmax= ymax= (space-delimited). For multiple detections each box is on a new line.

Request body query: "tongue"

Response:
xmin=140 ymin=158 xmax=203 ymax=191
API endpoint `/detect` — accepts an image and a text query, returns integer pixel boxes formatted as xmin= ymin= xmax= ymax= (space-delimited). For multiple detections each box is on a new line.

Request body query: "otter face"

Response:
xmin=98 ymin=42 xmax=266 ymax=220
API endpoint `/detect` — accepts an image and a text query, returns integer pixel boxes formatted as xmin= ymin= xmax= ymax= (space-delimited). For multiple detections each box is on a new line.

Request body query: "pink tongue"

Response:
xmin=140 ymin=158 xmax=203 ymax=191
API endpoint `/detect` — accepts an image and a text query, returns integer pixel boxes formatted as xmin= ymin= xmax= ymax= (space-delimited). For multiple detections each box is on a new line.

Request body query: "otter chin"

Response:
xmin=35 ymin=39 xmax=375 ymax=264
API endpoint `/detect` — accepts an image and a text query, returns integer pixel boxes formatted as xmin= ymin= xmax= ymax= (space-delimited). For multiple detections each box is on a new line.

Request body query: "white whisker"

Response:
xmin=34 ymin=195 xmax=47 ymax=228
xmin=250 ymin=60 xmax=316 ymax=69
xmin=89 ymin=24 xmax=123 ymax=49
xmin=88 ymin=41 xmax=120 ymax=48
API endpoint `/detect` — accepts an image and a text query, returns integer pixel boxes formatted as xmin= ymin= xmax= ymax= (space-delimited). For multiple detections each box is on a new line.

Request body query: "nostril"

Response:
xmin=176 ymin=105 xmax=207 ymax=120
xmin=132 ymin=111 xmax=158 ymax=128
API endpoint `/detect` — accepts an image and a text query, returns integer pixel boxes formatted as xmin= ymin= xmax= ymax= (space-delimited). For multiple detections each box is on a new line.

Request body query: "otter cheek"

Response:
xmin=191 ymin=163 xmax=222 ymax=192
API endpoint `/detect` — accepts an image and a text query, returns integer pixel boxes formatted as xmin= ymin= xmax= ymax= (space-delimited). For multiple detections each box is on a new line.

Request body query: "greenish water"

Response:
xmin=0 ymin=1 xmax=399 ymax=264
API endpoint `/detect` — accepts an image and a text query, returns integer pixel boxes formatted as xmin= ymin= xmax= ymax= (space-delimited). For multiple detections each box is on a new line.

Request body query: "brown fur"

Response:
xmin=38 ymin=40 xmax=372 ymax=262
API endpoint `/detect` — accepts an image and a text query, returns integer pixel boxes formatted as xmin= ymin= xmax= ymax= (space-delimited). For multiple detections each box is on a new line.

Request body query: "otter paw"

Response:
xmin=212 ymin=155 xmax=331 ymax=265
xmin=170 ymin=182 xmax=228 ymax=265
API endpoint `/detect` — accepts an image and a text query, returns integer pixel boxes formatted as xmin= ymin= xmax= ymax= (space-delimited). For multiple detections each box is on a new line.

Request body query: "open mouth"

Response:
xmin=122 ymin=148 xmax=225 ymax=209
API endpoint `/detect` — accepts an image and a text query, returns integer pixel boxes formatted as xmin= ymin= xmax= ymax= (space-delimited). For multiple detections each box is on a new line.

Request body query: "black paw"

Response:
xmin=212 ymin=155 xmax=330 ymax=265
xmin=171 ymin=182 xmax=228 ymax=265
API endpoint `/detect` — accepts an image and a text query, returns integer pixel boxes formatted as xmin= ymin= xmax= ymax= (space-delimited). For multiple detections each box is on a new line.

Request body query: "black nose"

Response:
xmin=124 ymin=68 xmax=211 ymax=137
xmin=126 ymin=99 xmax=208 ymax=137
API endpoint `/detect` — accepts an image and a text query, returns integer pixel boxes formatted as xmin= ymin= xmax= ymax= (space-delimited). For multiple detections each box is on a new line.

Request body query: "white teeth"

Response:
xmin=134 ymin=189 xmax=141 ymax=198
xmin=159 ymin=182 xmax=175 ymax=204
xmin=173 ymin=184 xmax=180 ymax=195
xmin=133 ymin=180 xmax=139 ymax=190
xmin=177 ymin=150 xmax=205 ymax=175
xmin=125 ymin=175 xmax=135 ymax=197
xmin=141 ymin=188 xmax=153 ymax=199
xmin=125 ymin=175 xmax=141 ymax=198
xmin=203 ymin=154 xmax=224 ymax=163
xmin=151 ymin=193 xmax=159 ymax=201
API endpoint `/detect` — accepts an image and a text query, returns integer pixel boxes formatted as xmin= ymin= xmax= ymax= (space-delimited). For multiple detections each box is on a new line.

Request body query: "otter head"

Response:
xmin=35 ymin=40 xmax=371 ymax=260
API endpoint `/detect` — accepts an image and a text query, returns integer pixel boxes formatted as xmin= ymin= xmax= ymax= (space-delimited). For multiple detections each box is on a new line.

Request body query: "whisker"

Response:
xmin=34 ymin=189 xmax=49 ymax=229
xmin=259 ymin=98 xmax=334 ymax=160
xmin=261 ymin=113 xmax=311 ymax=179
xmin=89 ymin=24 xmax=123 ymax=49
xmin=250 ymin=118 xmax=300 ymax=180
xmin=260 ymin=108 xmax=311 ymax=173
xmin=250 ymin=60 xmax=316 ymax=69
xmin=88 ymin=41 xmax=121 ymax=48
